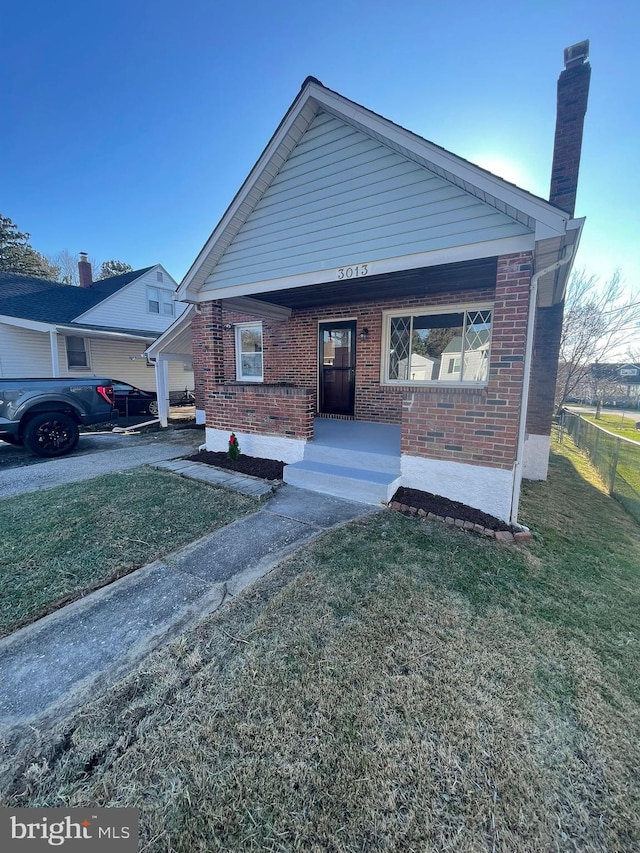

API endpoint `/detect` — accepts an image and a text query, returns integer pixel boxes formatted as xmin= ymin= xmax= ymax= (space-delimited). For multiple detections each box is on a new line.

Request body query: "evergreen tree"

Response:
xmin=0 ymin=213 xmax=59 ymax=279
xmin=98 ymin=259 xmax=133 ymax=279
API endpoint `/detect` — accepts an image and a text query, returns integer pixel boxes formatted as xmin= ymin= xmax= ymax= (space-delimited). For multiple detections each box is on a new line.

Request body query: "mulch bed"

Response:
xmin=185 ymin=451 xmax=285 ymax=481
xmin=391 ymin=486 xmax=512 ymax=532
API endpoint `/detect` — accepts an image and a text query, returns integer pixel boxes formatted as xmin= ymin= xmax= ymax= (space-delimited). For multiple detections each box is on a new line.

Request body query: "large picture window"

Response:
xmin=235 ymin=323 xmax=263 ymax=382
xmin=385 ymin=307 xmax=492 ymax=385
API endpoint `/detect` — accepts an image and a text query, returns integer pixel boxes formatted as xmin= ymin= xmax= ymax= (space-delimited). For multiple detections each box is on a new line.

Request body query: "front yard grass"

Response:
xmin=581 ymin=411 xmax=640 ymax=441
xmin=0 ymin=468 xmax=256 ymax=637
xmin=1 ymin=437 xmax=639 ymax=851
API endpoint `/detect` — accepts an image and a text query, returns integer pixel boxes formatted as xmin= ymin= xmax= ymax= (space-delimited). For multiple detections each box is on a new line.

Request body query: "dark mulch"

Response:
xmin=185 ymin=451 xmax=285 ymax=481
xmin=392 ymin=486 xmax=511 ymax=531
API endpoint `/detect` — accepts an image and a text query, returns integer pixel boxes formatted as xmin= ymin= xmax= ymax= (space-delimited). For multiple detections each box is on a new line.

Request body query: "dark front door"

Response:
xmin=319 ymin=321 xmax=356 ymax=415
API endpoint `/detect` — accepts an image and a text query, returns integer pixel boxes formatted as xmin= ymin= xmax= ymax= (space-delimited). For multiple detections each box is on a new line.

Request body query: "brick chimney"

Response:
xmin=525 ymin=43 xmax=592 ymax=483
xmin=549 ymin=40 xmax=591 ymax=216
xmin=78 ymin=252 xmax=93 ymax=288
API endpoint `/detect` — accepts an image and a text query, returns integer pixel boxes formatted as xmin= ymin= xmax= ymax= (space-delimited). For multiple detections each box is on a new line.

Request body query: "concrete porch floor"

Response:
xmin=311 ymin=418 xmax=401 ymax=455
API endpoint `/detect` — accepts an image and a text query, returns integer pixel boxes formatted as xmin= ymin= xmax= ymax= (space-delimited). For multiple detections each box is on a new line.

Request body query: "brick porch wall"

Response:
xmin=206 ymin=383 xmax=315 ymax=440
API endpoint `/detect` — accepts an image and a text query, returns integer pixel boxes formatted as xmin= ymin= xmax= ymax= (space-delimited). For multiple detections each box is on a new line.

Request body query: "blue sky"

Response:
xmin=2 ymin=0 xmax=638 ymax=294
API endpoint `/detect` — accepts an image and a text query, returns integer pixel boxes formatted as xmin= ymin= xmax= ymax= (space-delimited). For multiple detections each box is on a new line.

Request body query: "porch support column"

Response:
xmin=192 ymin=301 xmax=225 ymax=428
xmin=49 ymin=330 xmax=60 ymax=377
xmin=155 ymin=357 xmax=170 ymax=427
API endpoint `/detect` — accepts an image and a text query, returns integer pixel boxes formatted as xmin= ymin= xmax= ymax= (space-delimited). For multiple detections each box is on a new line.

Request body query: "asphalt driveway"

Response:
xmin=0 ymin=426 xmax=204 ymax=498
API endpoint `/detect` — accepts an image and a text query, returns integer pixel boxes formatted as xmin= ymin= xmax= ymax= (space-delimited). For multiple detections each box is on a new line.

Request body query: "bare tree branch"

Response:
xmin=556 ymin=269 xmax=640 ymax=407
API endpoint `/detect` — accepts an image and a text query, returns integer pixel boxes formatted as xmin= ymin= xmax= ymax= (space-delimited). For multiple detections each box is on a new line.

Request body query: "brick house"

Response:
xmin=170 ymin=43 xmax=590 ymax=522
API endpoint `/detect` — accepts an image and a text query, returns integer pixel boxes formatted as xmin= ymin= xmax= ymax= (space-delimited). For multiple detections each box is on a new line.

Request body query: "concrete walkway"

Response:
xmin=0 ymin=484 xmax=377 ymax=735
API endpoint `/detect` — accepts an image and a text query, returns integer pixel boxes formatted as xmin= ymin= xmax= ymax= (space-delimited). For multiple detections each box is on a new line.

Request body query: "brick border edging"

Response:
xmin=387 ymin=501 xmax=532 ymax=543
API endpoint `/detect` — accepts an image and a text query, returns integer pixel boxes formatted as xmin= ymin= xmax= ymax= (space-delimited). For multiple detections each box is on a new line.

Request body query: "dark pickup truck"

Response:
xmin=0 ymin=378 xmax=115 ymax=457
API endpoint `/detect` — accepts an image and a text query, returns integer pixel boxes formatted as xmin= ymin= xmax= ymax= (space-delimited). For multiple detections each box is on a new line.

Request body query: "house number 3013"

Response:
xmin=337 ymin=264 xmax=369 ymax=280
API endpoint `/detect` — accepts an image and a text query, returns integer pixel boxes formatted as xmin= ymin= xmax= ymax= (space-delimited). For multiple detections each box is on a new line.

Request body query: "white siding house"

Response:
xmin=0 ymin=265 xmax=193 ymax=397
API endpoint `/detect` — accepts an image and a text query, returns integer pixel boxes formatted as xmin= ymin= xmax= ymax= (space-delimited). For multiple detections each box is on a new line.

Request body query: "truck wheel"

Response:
xmin=23 ymin=413 xmax=80 ymax=457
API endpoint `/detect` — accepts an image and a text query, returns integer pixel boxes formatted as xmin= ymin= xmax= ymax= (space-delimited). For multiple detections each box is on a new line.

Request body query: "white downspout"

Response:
xmin=155 ymin=357 xmax=170 ymax=428
xmin=509 ymin=252 xmax=575 ymax=524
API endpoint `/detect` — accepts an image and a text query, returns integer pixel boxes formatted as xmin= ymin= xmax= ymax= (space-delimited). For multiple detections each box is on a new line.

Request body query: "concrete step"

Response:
xmin=283 ymin=460 xmax=401 ymax=505
xmin=303 ymin=441 xmax=401 ymax=474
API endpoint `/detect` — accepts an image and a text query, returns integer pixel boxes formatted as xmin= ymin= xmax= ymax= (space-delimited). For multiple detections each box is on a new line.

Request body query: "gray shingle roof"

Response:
xmin=0 ymin=268 xmax=153 ymax=324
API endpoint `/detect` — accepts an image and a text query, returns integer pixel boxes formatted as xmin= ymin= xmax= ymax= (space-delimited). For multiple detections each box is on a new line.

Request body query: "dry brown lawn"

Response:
xmin=1 ymin=435 xmax=638 ymax=851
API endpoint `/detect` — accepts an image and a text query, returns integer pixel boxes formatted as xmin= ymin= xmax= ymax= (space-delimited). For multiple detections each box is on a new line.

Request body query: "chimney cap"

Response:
xmin=79 ymin=252 xmax=89 ymax=261
xmin=564 ymin=40 xmax=589 ymax=69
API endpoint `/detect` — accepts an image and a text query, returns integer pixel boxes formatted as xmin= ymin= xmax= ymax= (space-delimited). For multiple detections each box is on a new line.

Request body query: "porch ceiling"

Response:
xmin=245 ymin=257 xmax=498 ymax=310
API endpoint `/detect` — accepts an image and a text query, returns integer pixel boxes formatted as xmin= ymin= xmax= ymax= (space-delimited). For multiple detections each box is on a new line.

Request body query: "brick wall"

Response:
xmin=206 ymin=383 xmax=315 ymax=440
xmin=401 ymin=253 xmax=531 ymax=469
xmin=526 ymin=303 xmax=564 ymax=436
xmin=191 ymin=300 xmax=224 ymax=412
xmin=191 ymin=252 xmax=533 ymax=468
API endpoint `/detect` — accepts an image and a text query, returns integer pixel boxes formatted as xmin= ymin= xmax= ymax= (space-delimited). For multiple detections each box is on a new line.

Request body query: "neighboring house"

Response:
xmin=0 ymin=257 xmax=193 ymax=398
xmin=158 ymin=43 xmax=590 ymax=522
xmin=569 ymin=363 xmax=640 ymax=406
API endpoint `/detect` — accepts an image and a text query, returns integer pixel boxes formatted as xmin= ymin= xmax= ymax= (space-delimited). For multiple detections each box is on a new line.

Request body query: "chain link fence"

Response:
xmin=561 ymin=409 xmax=640 ymax=523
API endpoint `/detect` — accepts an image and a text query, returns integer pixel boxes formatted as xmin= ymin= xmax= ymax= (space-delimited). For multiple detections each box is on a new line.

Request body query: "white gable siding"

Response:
xmin=0 ymin=325 xmax=53 ymax=377
xmin=206 ymin=111 xmax=532 ymax=290
xmin=74 ymin=268 xmax=187 ymax=333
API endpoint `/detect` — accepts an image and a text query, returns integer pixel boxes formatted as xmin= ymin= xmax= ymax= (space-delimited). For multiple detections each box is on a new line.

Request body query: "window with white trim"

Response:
xmin=147 ymin=286 xmax=174 ymax=316
xmin=235 ymin=323 xmax=263 ymax=381
xmin=384 ymin=307 xmax=492 ymax=385
xmin=65 ymin=336 xmax=90 ymax=369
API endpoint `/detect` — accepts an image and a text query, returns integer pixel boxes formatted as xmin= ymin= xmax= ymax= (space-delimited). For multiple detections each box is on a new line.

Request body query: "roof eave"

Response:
xmin=535 ymin=217 xmax=585 ymax=308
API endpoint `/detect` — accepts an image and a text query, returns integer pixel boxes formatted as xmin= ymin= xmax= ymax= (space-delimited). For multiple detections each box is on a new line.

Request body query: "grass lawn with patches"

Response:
xmin=1 ymin=438 xmax=639 ymax=851
xmin=0 ymin=468 xmax=256 ymax=636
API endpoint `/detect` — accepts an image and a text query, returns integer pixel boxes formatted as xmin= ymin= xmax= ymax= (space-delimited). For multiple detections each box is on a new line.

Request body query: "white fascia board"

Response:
xmin=196 ymin=234 xmax=534 ymax=303
xmin=313 ymin=84 xmax=571 ymax=235
xmin=55 ymin=325 xmax=155 ymax=342
xmin=0 ymin=314 xmax=54 ymax=332
xmin=146 ymin=306 xmax=195 ymax=357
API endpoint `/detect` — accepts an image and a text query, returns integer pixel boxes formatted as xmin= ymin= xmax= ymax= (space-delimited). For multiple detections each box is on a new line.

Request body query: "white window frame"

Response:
xmin=65 ymin=335 xmax=91 ymax=370
xmin=235 ymin=322 xmax=264 ymax=382
xmin=147 ymin=286 xmax=174 ymax=317
xmin=381 ymin=302 xmax=493 ymax=387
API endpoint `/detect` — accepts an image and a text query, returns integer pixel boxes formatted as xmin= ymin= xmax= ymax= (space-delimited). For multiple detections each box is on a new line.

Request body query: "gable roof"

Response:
xmin=178 ymin=77 xmax=583 ymax=309
xmin=0 ymin=268 xmax=153 ymax=324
